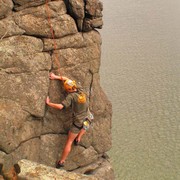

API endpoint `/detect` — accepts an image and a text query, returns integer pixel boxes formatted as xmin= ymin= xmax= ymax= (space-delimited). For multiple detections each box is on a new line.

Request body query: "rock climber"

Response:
xmin=46 ymin=73 xmax=93 ymax=168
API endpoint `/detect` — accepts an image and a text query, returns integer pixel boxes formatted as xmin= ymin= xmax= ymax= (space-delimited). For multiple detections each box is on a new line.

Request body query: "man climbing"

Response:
xmin=46 ymin=73 xmax=93 ymax=168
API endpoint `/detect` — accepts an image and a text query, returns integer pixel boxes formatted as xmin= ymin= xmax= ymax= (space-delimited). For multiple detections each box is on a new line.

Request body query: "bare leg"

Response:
xmin=76 ymin=128 xmax=86 ymax=143
xmin=59 ymin=131 xmax=78 ymax=164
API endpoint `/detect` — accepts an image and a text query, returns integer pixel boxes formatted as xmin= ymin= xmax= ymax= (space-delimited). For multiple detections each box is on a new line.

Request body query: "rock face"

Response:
xmin=0 ymin=0 xmax=114 ymax=179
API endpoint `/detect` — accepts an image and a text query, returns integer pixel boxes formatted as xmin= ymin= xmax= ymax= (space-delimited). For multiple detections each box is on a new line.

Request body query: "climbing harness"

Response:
xmin=73 ymin=122 xmax=83 ymax=130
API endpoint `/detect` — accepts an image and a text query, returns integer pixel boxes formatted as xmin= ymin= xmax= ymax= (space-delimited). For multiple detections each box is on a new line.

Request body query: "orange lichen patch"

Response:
xmin=0 ymin=164 xmax=20 ymax=180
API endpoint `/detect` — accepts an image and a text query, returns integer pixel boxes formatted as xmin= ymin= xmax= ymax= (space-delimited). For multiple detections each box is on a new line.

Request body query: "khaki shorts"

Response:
xmin=70 ymin=123 xmax=83 ymax=134
xmin=70 ymin=119 xmax=91 ymax=134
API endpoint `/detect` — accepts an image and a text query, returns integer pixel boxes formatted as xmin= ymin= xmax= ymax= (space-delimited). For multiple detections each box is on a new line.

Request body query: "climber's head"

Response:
xmin=64 ymin=79 xmax=77 ymax=92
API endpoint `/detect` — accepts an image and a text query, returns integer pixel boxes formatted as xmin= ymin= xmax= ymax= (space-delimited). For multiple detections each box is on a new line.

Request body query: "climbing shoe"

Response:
xmin=74 ymin=139 xmax=80 ymax=146
xmin=56 ymin=161 xmax=64 ymax=169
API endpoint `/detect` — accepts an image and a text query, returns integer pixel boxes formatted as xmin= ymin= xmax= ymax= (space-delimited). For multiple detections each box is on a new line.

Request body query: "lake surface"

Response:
xmin=99 ymin=0 xmax=180 ymax=179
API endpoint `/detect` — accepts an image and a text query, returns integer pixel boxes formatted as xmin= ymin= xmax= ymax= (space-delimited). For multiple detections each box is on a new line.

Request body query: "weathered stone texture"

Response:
xmin=43 ymin=30 xmax=102 ymax=51
xmin=83 ymin=0 xmax=103 ymax=31
xmin=83 ymin=17 xmax=103 ymax=31
xmin=0 ymin=0 xmax=13 ymax=19
xmin=11 ymin=138 xmax=41 ymax=165
xmin=0 ymin=17 xmax=25 ymax=38
xmin=69 ymin=0 xmax=85 ymax=19
xmin=13 ymin=0 xmax=41 ymax=6
xmin=14 ymin=1 xmax=76 ymax=38
xmin=85 ymin=0 xmax=103 ymax=17
xmin=68 ymin=0 xmax=84 ymax=30
xmin=74 ymin=158 xmax=115 ymax=180
xmin=18 ymin=159 xmax=98 ymax=180
xmin=13 ymin=0 xmax=46 ymax=11
xmin=65 ymin=0 xmax=103 ymax=31
xmin=0 ymin=0 xmax=114 ymax=179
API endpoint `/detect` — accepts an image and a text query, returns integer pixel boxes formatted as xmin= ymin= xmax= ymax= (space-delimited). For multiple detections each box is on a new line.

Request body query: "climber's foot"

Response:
xmin=74 ymin=138 xmax=80 ymax=146
xmin=56 ymin=161 xmax=64 ymax=169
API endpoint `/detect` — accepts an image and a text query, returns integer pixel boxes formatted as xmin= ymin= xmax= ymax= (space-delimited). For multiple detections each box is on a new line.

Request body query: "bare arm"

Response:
xmin=49 ymin=73 xmax=68 ymax=81
xmin=46 ymin=96 xmax=64 ymax=110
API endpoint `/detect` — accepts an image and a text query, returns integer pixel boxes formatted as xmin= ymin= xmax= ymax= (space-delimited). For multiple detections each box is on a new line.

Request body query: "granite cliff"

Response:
xmin=0 ymin=0 xmax=114 ymax=179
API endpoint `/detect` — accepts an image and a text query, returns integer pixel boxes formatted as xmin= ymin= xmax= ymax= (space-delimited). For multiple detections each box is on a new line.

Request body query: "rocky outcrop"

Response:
xmin=18 ymin=159 xmax=98 ymax=180
xmin=17 ymin=159 xmax=114 ymax=180
xmin=0 ymin=0 xmax=113 ymax=179
xmin=64 ymin=0 xmax=103 ymax=31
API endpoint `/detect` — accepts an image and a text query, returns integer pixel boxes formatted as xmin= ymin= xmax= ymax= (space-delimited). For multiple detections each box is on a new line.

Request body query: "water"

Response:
xmin=99 ymin=0 xmax=180 ymax=179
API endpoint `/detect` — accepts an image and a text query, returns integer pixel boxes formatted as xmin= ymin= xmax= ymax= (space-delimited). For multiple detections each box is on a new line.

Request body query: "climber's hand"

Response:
xmin=49 ymin=72 xmax=56 ymax=80
xmin=46 ymin=96 xmax=50 ymax=105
